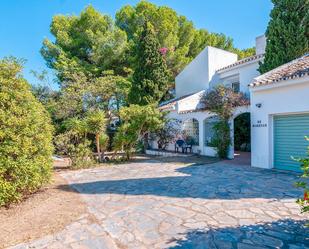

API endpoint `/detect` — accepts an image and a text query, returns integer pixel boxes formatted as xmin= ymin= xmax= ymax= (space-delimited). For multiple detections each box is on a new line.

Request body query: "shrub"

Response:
xmin=69 ymin=140 xmax=94 ymax=169
xmin=113 ymin=105 xmax=164 ymax=159
xmin=202 ymin=85 xmax=249 ymax=120
xmin=54 ymin=130 xmax=94 ymax=169
xmin=153 ymin=118 xmax=181 ymax=150
xmin=210 ymin=121 xmax=231 ymax=159
xmin=295 ymin=137 xmax=309 ymax=215
xmin=0 ymin=58 xmax=54 ymax=206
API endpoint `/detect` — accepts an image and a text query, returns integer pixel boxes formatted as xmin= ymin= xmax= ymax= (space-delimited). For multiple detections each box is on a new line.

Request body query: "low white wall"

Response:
xmin=250 ymin=77 xmax=309 ymax=169
xmin=204 ymin=146 xmax=217 ymax=157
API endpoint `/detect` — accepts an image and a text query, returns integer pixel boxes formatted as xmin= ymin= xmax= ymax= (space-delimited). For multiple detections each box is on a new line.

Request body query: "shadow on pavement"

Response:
xmin=167 ymin=218 xmax=309 ymax=248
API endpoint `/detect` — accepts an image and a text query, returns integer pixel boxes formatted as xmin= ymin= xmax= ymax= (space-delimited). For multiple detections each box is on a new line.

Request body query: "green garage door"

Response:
xmin=274 ymin=114 xmax=309 ymax=172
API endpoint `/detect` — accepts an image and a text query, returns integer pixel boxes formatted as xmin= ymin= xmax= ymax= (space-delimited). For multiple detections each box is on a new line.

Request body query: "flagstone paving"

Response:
xmin=10 ymin=159 xmax=309 ymax=249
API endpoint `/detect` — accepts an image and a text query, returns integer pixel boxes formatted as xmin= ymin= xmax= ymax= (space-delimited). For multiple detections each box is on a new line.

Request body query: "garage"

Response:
xmin=274 ymin=114 xmax=309 ymax=172
xmin=250 ymin=54 xmax=309 ymax=170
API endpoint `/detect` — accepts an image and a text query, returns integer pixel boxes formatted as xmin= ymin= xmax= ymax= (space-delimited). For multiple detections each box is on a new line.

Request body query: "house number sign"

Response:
xmin=252 ymin=120 xmax=267 ymax=128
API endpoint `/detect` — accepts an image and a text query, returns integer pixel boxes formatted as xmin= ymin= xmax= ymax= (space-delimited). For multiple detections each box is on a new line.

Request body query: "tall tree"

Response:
xmin=41 ymin=5 xmax=128 ymax=81
xmin=259 ymin=0 xmax=309 ymax=73
xmin=129 ymin=22 xmax=170 ymax=105
xmin=41 ymin=6 xmax=131 ymax=120
xmin=116 ymin=1 xmax=253 ymax=77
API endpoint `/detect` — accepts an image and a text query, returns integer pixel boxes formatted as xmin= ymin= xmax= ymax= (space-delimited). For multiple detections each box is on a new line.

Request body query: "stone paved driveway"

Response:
xmin=11 ymin=159 xmax=309 ymax=249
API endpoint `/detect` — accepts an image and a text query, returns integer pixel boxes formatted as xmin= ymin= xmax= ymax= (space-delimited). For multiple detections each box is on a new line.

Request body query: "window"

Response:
xmin=182 ymin=119 xmax=199 ymax=145
xmin=232 ymin=82 xmax=240 ymax=93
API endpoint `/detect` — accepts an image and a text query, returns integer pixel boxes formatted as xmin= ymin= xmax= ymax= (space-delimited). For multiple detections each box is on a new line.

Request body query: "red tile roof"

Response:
xmin=217 ymin=54 xmax=264 ymax=72
xmin=250 ymin=54 xmax=309 ymax=87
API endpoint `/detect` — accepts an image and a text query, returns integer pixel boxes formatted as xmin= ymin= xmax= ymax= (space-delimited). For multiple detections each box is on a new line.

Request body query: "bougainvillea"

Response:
xmin=201 ymin=85 xmax=249 ymax=158
xmin=159 ymin=47 xmax=169 ymax=56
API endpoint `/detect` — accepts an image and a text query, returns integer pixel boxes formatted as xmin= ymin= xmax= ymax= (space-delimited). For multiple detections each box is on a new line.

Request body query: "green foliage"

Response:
xmin=153 ymin=118 xmax=181 ymax=150
xmin=202 ymin=85 xmax=249 ymax=158
xmin=202 ymin=85 xmax=249 ymax=120
xmin=129 ymin=22 xmax=170 ymax=105
xmin=232 ymin=47 xmax=256 ymax=59
xmin=56 ymin=110 xmax=107 ymax=164
xmin=116 ymin=1 xmax=255 ymax=77
xmin=259 ymin=0 xmax=309 ymax=73
xmin=294 ymin=137 xmax=309 ymax=215
xmin=69 ymin=140 xmax=94 ymax=169
xmin=210 ymin=121 xmax=231 ymax=159
xmin=31 ymin=85 xmax=60 ymax=125
xmin=40 ymin=6 xmax=131 ymax=124
xmin=234 ymin=113 xmax=251 ymax=151
xmin=41 ymin=5 xmax=128 ymax=80
xmin=63 ymin=117 xmax=88 ymax=138
xmin=188 ymin=29 xmax=234 ymax=59
xmin=0 ymin=58 xmax=54 ymax=206
xmin=54 ymin=128 xmax=94 ymax=169
xmin=99 ymin=133 xmax=109 ymax=152
xmin=90 ymin=73 xmax=131 ymax=113
xmin=85 ymin=110 xmax=107 ymax=161
xmin=85 ymin=110 xmax=106 ymax=136
xmin=113 ymin=105 xmax=164 ymax=159
xmin=40 ymin=4 xmax=255 ymax=123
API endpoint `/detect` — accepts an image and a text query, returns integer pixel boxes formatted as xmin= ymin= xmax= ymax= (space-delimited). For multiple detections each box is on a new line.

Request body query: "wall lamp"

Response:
xmin=256 ymin=103 xmax=262 ymax=108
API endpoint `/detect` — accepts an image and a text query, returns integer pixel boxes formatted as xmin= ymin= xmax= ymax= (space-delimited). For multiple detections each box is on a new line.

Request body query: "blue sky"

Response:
xmin=0 ymin=0 xmax=272 ymax=87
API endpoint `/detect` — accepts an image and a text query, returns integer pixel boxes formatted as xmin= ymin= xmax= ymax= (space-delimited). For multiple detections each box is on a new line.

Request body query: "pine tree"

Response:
xmin=259 ymin=0 xmax=309 ymax=74
xmin=129 ymin=22 xmax=170 ymax=105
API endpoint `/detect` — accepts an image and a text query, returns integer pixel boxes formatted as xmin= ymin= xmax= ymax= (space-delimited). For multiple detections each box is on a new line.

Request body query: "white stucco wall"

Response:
xmin=250 ymin=77 xmax=309 ymax=169
xmin=217 ymin=60 xmax=261 ymax=96
xmin=175 ymin=47 xmax=237 ymax=98
xmin=151 ymin=110 xmax=214 ymax=155
xmin=177 ymin=91 xmax=205 ymax=113
xmin=256 ymin=35 xmax=266 ymax=55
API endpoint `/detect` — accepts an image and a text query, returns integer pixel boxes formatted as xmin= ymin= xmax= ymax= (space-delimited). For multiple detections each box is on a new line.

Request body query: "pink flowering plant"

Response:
xmin=159 ymin=47 xmax=168 ymax=55
xmin=201 ymin=85 xmax=249 ymax=158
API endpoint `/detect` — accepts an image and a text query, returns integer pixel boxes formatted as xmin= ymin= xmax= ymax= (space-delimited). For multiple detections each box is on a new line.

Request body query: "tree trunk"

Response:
xmin=143 ymin=133 xmax=149 ymax=153
xmin=95 ymin=133 xmax=101 ymax=162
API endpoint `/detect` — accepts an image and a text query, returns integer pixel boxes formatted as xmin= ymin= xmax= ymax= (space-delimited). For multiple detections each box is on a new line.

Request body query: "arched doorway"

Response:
xmin=233 ymin=112 xmax=251 ymax=165
xmin=182 ymin=118 xmax=199 ymax=146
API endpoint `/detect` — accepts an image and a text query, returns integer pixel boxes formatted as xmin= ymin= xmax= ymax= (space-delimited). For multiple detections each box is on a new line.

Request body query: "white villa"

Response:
xmin=156 ymin=35 xmax=309 ymax=172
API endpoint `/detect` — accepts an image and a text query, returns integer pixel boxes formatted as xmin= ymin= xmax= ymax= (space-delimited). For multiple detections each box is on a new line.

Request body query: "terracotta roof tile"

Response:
xmin=217 ymin=54 xmax=264 ymax=72
xmin=250 ymin=54 xmax=309 ymax=87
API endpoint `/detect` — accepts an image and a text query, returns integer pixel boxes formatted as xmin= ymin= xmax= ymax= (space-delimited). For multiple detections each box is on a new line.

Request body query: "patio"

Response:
xmin=11 ymin=157 xmax=309 ymax=249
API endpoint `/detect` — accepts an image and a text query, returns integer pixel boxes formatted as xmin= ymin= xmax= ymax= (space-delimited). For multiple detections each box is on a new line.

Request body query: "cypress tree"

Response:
xmin=129 ymin=22 xmax=170 ymax=105
xmin=259 ymin=0 xmax=309 ymax=74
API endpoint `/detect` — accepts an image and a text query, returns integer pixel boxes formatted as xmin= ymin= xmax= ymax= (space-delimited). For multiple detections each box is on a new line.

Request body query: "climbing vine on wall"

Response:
xmin=202 ymin=85 xmax=249 ymax=158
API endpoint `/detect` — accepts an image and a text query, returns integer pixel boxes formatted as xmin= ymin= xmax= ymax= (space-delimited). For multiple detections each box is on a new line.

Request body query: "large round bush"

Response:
xmin=0 ymin=58 xmax=54 ymax=206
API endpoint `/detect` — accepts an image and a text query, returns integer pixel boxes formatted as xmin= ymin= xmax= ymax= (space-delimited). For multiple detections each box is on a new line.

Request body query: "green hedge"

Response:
xmin=0 ymin=58 xmax=54 ymax=206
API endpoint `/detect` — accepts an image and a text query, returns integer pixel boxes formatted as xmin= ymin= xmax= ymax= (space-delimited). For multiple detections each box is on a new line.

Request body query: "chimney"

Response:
xmin=255 ymin=35 xmax=266 ymax=55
